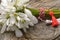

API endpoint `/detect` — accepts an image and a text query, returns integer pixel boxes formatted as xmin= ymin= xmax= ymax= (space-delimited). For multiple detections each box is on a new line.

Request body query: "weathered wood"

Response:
xmin=0 ymin=0 xmax=60 ymax=40
xmin=28 ymin=0 xmax=60 ymax=9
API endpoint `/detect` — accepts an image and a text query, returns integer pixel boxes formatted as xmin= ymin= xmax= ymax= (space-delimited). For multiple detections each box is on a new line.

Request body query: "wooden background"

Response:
xmin=0 ymin=0 xmax=60 ymax=40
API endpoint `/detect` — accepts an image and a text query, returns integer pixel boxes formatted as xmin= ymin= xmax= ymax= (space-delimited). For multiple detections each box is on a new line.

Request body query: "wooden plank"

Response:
xmin=0 ymin=0 xmax=60 ymax=40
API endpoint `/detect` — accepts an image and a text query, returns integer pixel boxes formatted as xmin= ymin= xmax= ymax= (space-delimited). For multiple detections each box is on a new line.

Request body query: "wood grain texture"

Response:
xmin=28 ymin=0 xmax=60 ymax=9
xmin=0 ymin=0 xmax=60 ymax=40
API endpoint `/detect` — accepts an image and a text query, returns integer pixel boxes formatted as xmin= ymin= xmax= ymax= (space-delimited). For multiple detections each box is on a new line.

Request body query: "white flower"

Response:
xmin=0 ymin=0 xmax=16 ymax=13
xmin=15 ymin=13 xmax=30 ymax=28
xmin=0 ymin=0 xmax=38 ymax=37
xmin=0 ymin=5 xmax=16 ymax=13
xmin=0 ymin=11 xmax=38 ymax=33
xmin=24 ymin=8 xmax=38 ymax=24
xmin=0 ymin=0 xmax=29 ymax=10
xmin=1 ymin=0 xmax=15 ymax=6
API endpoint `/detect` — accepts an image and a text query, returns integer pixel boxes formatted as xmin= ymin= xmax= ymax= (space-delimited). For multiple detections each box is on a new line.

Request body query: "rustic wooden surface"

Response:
xmin=0 ymin=0 xmax=60 ymax=40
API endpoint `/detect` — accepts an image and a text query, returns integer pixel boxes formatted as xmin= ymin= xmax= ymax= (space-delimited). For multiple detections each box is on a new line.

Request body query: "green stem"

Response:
xmin=28 ymin=8 xmax=60 ymax=19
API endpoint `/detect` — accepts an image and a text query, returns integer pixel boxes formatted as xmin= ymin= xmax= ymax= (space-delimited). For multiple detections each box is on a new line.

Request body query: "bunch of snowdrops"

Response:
xmin=0 ymin=0 xmax=38 ymax=37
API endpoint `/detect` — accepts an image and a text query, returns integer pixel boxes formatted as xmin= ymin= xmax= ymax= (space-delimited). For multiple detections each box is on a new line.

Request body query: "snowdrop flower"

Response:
xmin=15 ymin=13 xmax=33 ymax=29
xmin=0 ymin=3 xmax=16 ymax=14
xmin=0 ymin=12 xmax=28 ymax=37
xmin=1 ymin=0 xmax=15 ymax=6
xmin=0 ymin=13 xmax=15 ymax=32
xmin=1 ymin=0 xmax=29 ymax=10
xmin=0 ymin=6 xmax=16 ymax=14
xmin=0 ymin=11 xmax=38 ymax=31
xmin=24 ymin=8 xmax=38 ymax=24
xmin=0 ymin=0 xmax=38 ymax=37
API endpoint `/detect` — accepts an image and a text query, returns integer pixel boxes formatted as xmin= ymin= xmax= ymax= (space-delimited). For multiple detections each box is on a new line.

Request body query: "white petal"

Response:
xmin=22 ymin=21 xmax=29 ymax=28
xmin=0 ymin=19 xmax=6 ymax=23
xmin=24 ymin=17 xmax=30 ymax=21
xmin=7 ymin=0 xmax=16 ymax=6
xmin=24 ymin=8 xmax=33 ymax=17
xmin=14 ymin=26 xmax=23 ymax=37
xmin=19 ymin=13 xmax=27 ymax=18
xmin=16 ymin=22 xmax=20 ymax=28
xmin=1 ymin=0 xmax=16 ymax=13
xmin=17 ymin=16 xmax=21 ymax=21
xmin=25 ymin=8 xmax=38 ymax=24
xmin=0 ymin=19 xmax=3 ymax=22
xmin=11 ymin=7 xmax=16 ymax=12
xmin=7 ymin=24 xmax=13 ymax=31
xmin=29 ymin=22 xmax=34 ymax=26
xmin=2 ymin=19 xmax=7 ymax=23
xmin=6 ymin=19 xmax=10 ymax=25
xmin=15 ymin=29 xmax=23 ymax=37
xmin=15 ymin=22 xmax=23 ymax=29
xmin=1 ymin=0 xmax=7 ymax=6
xmin=9 ymin=16 xmax=15 ymax=24
xmin=1 ymin=23 xmax=7 ymax=33
xmin=31 ymin=16 xmax=38 ymax=24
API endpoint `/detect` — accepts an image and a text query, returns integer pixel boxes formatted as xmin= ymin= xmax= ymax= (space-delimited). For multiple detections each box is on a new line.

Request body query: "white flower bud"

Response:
xmin=17 ymin=16 xmax=21 ymax=21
